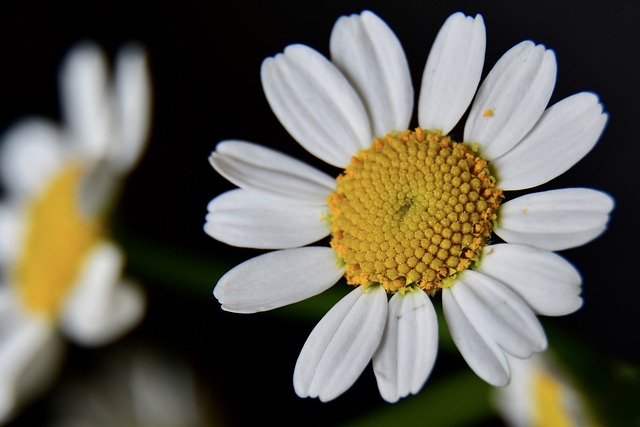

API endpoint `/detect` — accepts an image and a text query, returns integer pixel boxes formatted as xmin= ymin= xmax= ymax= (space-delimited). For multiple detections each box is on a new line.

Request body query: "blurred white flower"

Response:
xmin=0 ymin=41 xmax=151 ymax=423
xmin=493 ymin=353 xmax=598 ymax=427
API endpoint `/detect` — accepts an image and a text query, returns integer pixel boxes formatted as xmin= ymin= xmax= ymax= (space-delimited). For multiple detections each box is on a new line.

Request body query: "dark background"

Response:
xmin=2 ymin=0 xmax=638 ymax=425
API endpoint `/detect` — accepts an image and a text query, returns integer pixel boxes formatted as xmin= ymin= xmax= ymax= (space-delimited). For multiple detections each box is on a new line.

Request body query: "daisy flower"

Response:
xmin=0 ymin=41 xmax=151 ymax=422
xmin=493 ymin=352 xmax=598 ymax=426
xmin=206 ymin=10 xmax=613 ymax=403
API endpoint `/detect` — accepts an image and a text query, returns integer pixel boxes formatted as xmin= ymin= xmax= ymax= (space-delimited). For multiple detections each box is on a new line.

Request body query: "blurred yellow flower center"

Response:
xmin=327 ymin=128 xmax=502 ymax=294
xmin=532 ymin=368 xmax=573 ymax=427
xmin=14 ymin=164 xmax=102 ymax=318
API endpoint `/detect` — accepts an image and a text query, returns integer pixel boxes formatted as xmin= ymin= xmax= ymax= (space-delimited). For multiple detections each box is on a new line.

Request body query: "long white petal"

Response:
xmin=418 ymin=12 xmax=486 ymax=134
xmin=442 ymin=286 xmax=510 ymax=386
xmin=492 ymin=354 xmax=538 ymax=427
xmin=111 ymin=42 xmax=152 ymax=172
xmin=494 ymin=92 xmax=608 ymax=190
xmin=60 ymin=242 xmax=145 ymax=346
xmin=294 ymin=285 xmax=387 ymax=402
xmin=0 ymin=118 xmax=64 ymax=197
xmin=0 ymin=298 xmax=62 ymax=424
xmin=59 ymin=41 xmax=111 ymax=159
xmin=495 ymin=188 xmax=615 ymax=251
xmin=477 ymin=244 xmax=582 ymax=316
xmin=213 ymin=247 xmax=343 ymax=313
xmin=330 ymin=10 xmax=413 ymax=137
xmin=0 ymin=204 xmax=24 ymax=267
xmin=210 ymin=140 xmax=335 ymax=206
xmin=451 ymin=270 xmax=547 ymax=359
xmin=261 ymin=44 xmax=372 ymax=168
xmin=204 ymin=189 xmax=329 ymax=249
xmin=464 ymin=41 xmax=557 ymax=160
xmin=77 ymin=162 xmax=120 ymax=218
xmin=372 ymin=290 xmax=438 ymax=403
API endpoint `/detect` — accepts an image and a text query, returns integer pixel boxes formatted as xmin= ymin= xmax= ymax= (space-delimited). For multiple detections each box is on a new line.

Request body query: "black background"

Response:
xmin=2 ymin=0 xmax=638 ymax=426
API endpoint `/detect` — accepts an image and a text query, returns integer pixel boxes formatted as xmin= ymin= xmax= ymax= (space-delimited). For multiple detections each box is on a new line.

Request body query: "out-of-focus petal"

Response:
xmin=0 ymin=205 xmax=24 ymax=267
xmin=0 ymin=118 xmax=64 ymax=197
xmin=0 ymin=295 xmax=63 ymax=424
xmin=77 ymin=162 xmax=120 ymax=218
xmin=111 ymin=43 xmax=152 ymax=172
xmin=59 ymin=41 xmax=111 ymax=159
xmin=60 ymin=242 xmax=145 ymax=346
xmin=493 ymin=353 xmax=593 ymax=427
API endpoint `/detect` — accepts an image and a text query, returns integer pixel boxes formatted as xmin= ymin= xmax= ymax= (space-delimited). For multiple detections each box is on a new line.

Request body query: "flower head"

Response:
xmin=206 ymin=11 xmax=613 ymax=402
xmin=0 ymin=41 xmax=151 ymax=422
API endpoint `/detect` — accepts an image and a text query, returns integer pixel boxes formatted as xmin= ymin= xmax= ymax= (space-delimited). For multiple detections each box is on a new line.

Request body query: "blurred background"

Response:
xmin=1 ymin=0 xmax=638 ymax=425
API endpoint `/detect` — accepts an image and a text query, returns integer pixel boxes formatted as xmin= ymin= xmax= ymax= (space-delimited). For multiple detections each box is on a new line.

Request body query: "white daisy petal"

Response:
xmin=0 ymin=118 xmax=64 ymax=197
xmin=464 ymin=41 xmax=557 ymax=160
xmin=204 ymin=189 xmax=328 ymax=249
xmin=0 ymin=205 xmax=24 ymax=267
xmin=0 ymin=299 xmax=63 ymax=424
xmin=477 ymin=244 xmax=583 ymax=316
xmin=59 ymin=41 xmax=111 ymax=158
xmin=210 ymin=140 xmax=335 ymax=206
xmin=494 ymin=92 xmax=608 ymax=190
xmin=60 ymin=242 xmax=145 ymax=346
xmin=213 ymin=247 xmax=343 ymax=313
xmin=77 ymin=162 xmax=120 ymax=218
xmin=372 ymin=290 xmax=438 ymax=403
xmin=492 ymin=354 xmax=538 ymax=427
xmin=495 ymin=188 xmax=615 ymax=251
xmin=261 ymin=44 xmax=372 ymax=168
xmin=442 ymin=286 xmax=510 ymax=386
xmin=330 ymin=10 xmax=413 ymax=137
xmin=418 ymin=12 xmax=486 ymax=134
xmin=451 ymin=270 xmax=547 ymax=359
xmin=112 ymin=42 xmax=152 ymax=172
xmin=294 ymin=285 xmax=387 ymax=402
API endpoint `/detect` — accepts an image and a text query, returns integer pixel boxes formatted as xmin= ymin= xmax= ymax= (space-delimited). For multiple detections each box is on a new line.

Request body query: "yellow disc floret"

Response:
xmin=13 ymin=163 xmax=103 ymax=318
xmin=327 ymin=128 xmax=502 ymax=295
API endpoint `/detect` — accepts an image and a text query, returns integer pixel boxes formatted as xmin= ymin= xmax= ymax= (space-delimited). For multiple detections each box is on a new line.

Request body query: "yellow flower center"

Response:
xmin=13 ymin=163 xmax=103 ymax=318
xmin=327 ymin=128 xmax=502 ymax=294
